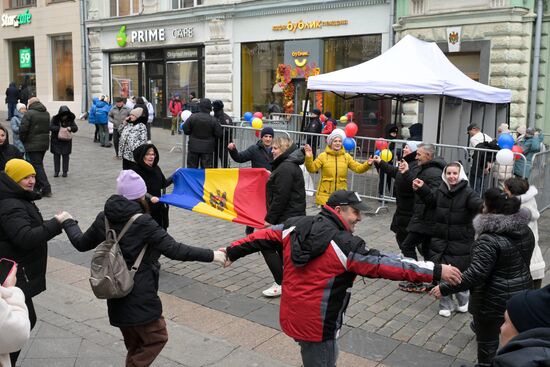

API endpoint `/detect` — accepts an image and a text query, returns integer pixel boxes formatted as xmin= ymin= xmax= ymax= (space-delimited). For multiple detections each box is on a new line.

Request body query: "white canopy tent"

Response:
xmin=306 ymin=35 xmax=512 ymax=144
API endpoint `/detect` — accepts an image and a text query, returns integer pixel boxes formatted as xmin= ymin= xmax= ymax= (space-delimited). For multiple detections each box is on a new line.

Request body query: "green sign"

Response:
xmin=116 ymin=25 xmax=127 ymax=47
xmin=19 ymin=48 xmax=32 ymax=68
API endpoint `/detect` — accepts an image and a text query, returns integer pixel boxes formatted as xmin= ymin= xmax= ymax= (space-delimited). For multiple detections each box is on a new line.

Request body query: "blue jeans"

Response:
xmin=298 ymin=339 xmax=338 ymax=367
xmin=7 ymin=102 xmax=16 ymax=119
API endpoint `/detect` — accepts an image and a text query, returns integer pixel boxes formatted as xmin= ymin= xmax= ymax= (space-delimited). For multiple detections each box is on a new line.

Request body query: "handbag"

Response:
xmin=58 ymin=126 xmax=72 ymax=141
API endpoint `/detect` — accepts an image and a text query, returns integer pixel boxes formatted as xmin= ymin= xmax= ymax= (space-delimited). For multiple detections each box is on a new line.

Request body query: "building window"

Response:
xmin=7 ymin=0 xmax=36 ymax=9
xmin=47 ymin=0 xmax=73 ymax=4
xmin=172 ymin=0 xmax=202 ymax=9
xmin=110 ymin=0 xmax=140 ymax=17
xmin=51 ymin=35 xmax=74 ymax=101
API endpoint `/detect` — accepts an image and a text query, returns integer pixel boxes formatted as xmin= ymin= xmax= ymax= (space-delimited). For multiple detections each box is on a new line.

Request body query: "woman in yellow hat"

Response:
xmin=0 ymin=158 xmax=64 ymax=366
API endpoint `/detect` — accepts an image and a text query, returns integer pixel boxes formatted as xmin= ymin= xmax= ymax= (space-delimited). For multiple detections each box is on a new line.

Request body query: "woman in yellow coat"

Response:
xmin=305 ymin=128 xmax=372 ymax=205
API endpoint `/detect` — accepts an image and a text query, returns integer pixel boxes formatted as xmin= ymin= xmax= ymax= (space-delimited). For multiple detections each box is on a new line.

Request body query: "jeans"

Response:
xmin=298 ymin=339 xmax=338 ymax=367
xmin=113 ymin=129 xmax=121 ymax=156
xmin=146 ymin=123 xmax=152 ymax=141
xmin=120 ymin=317 xmax=168 ymax=367
xmin=98 ymin=124 xmax=109 ymax=146
xmin=27 ymin=151 xmax=51 ymax=194
xmin=439 ymin=290 xmax=469 ymax=311
xmin=187 ymin=151 xmax=213 ymax=169
xmin=7 ymin=102 xmax=16 ymax=119
xmin=53 ymin=153 xmax=70 ymax=174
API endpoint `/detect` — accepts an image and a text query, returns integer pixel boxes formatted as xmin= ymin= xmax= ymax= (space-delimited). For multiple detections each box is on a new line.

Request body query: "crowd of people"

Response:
xmin=1 ymin=88 xmax=549 ymax=367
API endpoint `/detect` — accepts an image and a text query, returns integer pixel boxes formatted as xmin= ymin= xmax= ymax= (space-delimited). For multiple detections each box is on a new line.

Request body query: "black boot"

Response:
xmin=477 ymin=340 xmax=499 ymax=366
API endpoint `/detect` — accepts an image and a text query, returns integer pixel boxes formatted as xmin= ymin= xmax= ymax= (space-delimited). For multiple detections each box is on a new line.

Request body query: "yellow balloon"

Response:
xmin=380 ymin=149 xmax=393 ymax=162
xmin=340 ymin=116 xmax=348 ymax=123
xmin=251 ymin=117 xmax=263 ymax=129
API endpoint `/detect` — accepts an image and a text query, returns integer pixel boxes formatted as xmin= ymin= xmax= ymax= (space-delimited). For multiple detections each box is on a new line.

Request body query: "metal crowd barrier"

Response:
xmin=178 ymin=124 xmax=534 ymax=211
xmin=530 ymin=150 xmax=550 ymax=212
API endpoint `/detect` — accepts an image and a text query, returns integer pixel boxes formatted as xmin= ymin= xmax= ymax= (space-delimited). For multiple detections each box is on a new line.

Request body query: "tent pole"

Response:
xmin=301 ymin=89 xmax=310 ymax=132
xmin=394 ymin=99 xmax=399 ymax=126
xmin=506 ymin=103 xmax=510 ymax=125
xmin=436 ymin=96 xmax=444 ymax=144
xmin=481 ymin=103 xmax=486 ymax=131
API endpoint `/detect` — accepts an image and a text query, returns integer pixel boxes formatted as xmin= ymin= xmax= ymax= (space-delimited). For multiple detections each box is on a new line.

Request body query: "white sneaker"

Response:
xmin=262 ymin=283 xmax=282 ymax=297
xmin=438 ymin=309 xmax=452 ymax=317
xmin=456 ymin=303 xmax=469 ymax=313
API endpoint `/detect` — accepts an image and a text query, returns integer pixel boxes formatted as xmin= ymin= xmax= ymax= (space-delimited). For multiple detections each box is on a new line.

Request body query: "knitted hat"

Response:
xmin=406 ymin=141 xmax=421 ymax=152
xmin=327 ymin=128 xmax=346 ymax=145
xmin=116 ymin=170 xmax=147 ymax=200
xmin=5 ymin=159 xmax=36 ymax=183
xmin=525 ymin=127 xmax=535 ymax=137
xmin=507 ymin=285 xmax=550 ymax=333
xmin=16 ymin=103 xmax=26 ymax=111
xmin=261 ymin=127 xmax=274 ymax=138
xmin=130 ymin=107 xmax=143 ymax=118
xmin=27 ymin=97 xmax=39 ymax=108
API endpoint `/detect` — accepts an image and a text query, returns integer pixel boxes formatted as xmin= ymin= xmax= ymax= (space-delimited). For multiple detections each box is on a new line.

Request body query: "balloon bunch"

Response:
xmin=340 ymin=112 xmax=358 ymax=152
xmin=495 ymin=133 xmax=521 ymax=165
xmin=373 ymin=139 xmax=393 ymax=162
xmin=244 ymin=111 xmax=264 ymax=137
xmin=179 ymin=110 xmax=193 ymax=130
xmin=339 ymin=112 xmax=354 ymax=124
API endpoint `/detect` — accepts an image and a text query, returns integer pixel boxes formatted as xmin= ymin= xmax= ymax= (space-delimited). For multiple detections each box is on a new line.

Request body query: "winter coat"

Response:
xmin=518 ymin=186 xmax=545 ymax=280
xmin=0 ymin=286 xmax=30 ymax=367
xmin=229 ymin=141 xmax=272 ymax=171
xmin=5 ymin=83 xmax=19 ymax=104
xmin=440 ymin=209 xmax=534 ymax=320
xmin=377 ymin=152 xmax=419 ymax=234
xmin=492 ymin=328 xmax=550 ymax=367
xmin=183 ymin=101 xmax=222 ymax=154
xmin=119 ymin=122 xmax=148 ymax=162
xmin=402 ymin=157 xmax=447 ymax=235
xmin=408 ymin=123 xmax=423 ymax=141
xmin=266 ymin=144 xmax=306 ymax=224
xmin=10 ymin=109 xmax=25 ymax=153
xmin=60 ymin=195 xmax=214 ymax=327
xmin=19 ymin=101 xmax=50 ymax=153
xmin=0 ymin=172 xmax=62 ymax=299
xmin=169 ymin=99 xmax=183 ymax=117
xmin=19 ymin=86 xmax=30 ymax=106
xmin=514 ymin=135 xmax=543 ymax=178
xmin=226 ymin=205 xmax=442 ymax=342
xmin=88 ymin=98 xmax=111 ymax=125
xmin=305 ymin=146 xmax=371 ymax=205
xmin=416 ymin=163 xmax=482 ymax=270
xmin=321 ymin=119 xmax=336 ymax=135
xmin=50 ymin=106 xmax=78 ymax=156
xmin=132 ymin=144 xmax=171 ymax=229
xmin=0 ymin=126 xmax=23 ymax=170
xmin=108 ymin=105 xmax=130 ymax=130
xmin=214 ymin=110 xmax=234 ymax=146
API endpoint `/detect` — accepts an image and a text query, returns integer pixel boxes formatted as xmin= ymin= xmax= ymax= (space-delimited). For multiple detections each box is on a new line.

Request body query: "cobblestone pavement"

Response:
xmin=3 ymin=116 xmax=549 ymax=366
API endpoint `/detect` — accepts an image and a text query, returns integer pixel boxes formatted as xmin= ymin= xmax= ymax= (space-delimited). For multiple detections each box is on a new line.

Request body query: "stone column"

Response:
xmin=204 ymin=18 xmax=233 ymax=114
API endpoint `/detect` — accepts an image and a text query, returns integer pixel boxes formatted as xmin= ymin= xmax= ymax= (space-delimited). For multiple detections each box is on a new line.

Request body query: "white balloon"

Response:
xmin=496 ymin=149 xmax=514 ymax=166
xmin=180 ymin=110 xmax=192 ymax=123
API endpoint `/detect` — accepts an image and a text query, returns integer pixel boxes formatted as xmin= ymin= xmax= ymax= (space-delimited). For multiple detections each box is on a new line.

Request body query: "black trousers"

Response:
xmin=187 ymin=151 xmax=213 ymax=169
xmin=262 ymin=249 xmax=283 ymax=285
xmin=113 ymin=130 xmax=121 ymax=156
xmin=400 ymin=231 xmax=431 ymax=260
xmin=10 ymin=297 xmax=37 ymax=366
xmin=394 ymin=229 xmax=408 ymax=253
xmin=472 ymin=315 xmax=501 ymax=365
xmin=53 ymin=153 xmax=70 ymax=174
xmin=27 ymin=151 xmax=51 ymax=194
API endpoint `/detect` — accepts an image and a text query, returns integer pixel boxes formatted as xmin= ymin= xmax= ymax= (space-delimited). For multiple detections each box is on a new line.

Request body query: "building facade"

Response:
xmin=0 ymin=0 xmax=83 ymax=114
xmin=394 ymin=0 xmax=539 ymax=131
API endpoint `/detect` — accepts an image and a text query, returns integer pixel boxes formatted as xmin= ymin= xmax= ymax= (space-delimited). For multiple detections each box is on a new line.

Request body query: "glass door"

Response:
xmin=147 ymin=62 xmax=164 ymax=119
xmin=166 ymin=60 xmax=199 ymax=116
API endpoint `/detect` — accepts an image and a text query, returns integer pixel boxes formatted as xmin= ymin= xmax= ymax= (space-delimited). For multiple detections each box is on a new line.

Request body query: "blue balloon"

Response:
xmin=343 ymin=137 xmax=356 ymax=151
xmin=179 ymin=122 xmax=185 ymax=130
xmin=244 ymin=112 xmax=253 ymax=122
xmin=374 ymin=149 xmax=381 ymax=156
xmin=497 ymin=133 xmax=514 ymax=149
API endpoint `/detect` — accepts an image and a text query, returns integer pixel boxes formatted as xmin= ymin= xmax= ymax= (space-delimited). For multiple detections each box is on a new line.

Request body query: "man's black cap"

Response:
xmin=327 ymin=190 xmax=370 ymax=211
xmin=467 ymin=123 xmax=479 ymax=132
xmin=311 ymin=108 xmax=321 ymax=116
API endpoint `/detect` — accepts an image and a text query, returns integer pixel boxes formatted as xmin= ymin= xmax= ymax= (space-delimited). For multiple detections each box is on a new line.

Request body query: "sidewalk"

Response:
xmin=2 ymin=113 xmax=549 ymax=366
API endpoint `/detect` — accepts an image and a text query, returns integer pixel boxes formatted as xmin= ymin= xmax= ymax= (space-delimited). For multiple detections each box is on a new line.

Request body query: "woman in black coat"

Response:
xmin=132 ymin=143 xmax=172 ymax=229
xmin=50 ymin=106 xmax=78 ymax=177
xmin=431 ymin=188 xmax=534 ymax=366
xmin=56 ymin=170 xmax=226 ymax=366
xmin=0 ymin=126 xmax=23 ymax=170
xmin=260 ymin=137 xmax=306 ymax=297
xmin=0 ymin=159 xmax=63 ymax=366
xmin=414 ymin=162 xmax=482 ymax=317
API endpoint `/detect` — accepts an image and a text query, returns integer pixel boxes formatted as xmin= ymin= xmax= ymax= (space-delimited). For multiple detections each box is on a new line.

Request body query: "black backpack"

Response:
xmin=472 ymin=135 xmax=500 ymax=169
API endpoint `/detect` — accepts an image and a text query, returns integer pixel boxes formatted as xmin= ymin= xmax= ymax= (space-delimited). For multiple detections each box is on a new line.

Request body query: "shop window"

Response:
xmin=7 ymin=0 xmax=36 ymax=9
xmin=110 ymin=0 xmax=140 ymax=17
xmin=51 ymin=35 xmax=74 ymax=101
xmin=241 ymin=42 xmax=284 ymax=115
xmin=10 ymin=38 xmax=36 ymax=98
xmin=166 ymin=60 xmax=199 ymax=116
xmin=47 ymin=0 xmax=73 ymax=3
xmin=172 ymin=0 xmax=202 ymax=9
xmin=111 ymin=63 xmax=139 ymax=99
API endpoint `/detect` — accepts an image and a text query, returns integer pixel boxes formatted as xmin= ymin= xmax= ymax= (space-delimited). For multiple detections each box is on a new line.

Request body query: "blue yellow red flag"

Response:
xmin=160 ymin=168 xmax=270 ymax=228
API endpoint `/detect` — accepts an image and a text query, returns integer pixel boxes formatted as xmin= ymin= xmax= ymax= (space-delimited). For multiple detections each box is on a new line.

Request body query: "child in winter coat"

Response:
xmin=413 ymin=162 xmax=482 ymax=317
xmin=504 ymin=177 xmax=546 ymax=289
xmin=305 ymin=128 xmax=372 ymax=206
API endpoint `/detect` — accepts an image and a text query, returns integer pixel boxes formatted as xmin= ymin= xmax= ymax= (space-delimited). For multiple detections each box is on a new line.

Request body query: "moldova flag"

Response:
xmin=160 ymin=168 xmax=270 ymax=228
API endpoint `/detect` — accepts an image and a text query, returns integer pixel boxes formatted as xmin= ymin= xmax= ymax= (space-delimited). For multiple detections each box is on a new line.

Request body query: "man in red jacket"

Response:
xmin=224 ymin=190 xmax=462 ymax=367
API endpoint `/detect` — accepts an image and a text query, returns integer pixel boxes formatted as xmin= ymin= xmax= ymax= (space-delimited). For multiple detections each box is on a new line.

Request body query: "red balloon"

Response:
xmin=320 ymin=114 xmax=327 ymax=123
xmin=375 ymin=139 xmax=389 ymax=151
xmin=512 ymin=145 xmax=523 ymax=160
xmin=255 ymin=130 xmax=261 ymax=138
xmin=344 ymin=122 xmax=358 ymax=137
xmin=346 ymin=112 xmax=354 ymax=121
xmin=253 ymin=112 xmax=263 ymax=119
